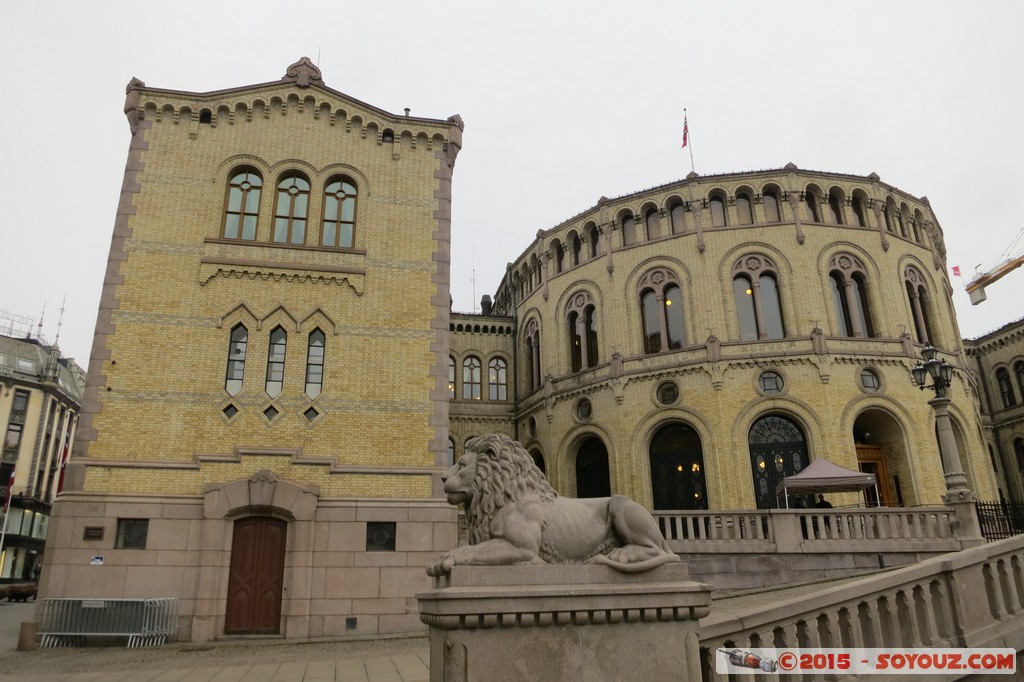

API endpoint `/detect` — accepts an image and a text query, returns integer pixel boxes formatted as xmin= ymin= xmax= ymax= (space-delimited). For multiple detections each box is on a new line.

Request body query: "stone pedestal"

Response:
xmin=417 ymin=564 xmax=711 ymax=682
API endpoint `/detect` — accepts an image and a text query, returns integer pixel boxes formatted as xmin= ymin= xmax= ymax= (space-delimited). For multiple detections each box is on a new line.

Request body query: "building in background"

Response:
xmin=451 ymin=166 xmax=997 ymax=511
xmin=0 ymin=330 xmax=84 ymax=583
xmin=41 ymin=59 xmax=463 ymax=640
xmin=965 ymin=316 xmax=1024 ymax=502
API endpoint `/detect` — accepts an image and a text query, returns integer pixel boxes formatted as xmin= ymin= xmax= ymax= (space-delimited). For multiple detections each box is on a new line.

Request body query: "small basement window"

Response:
xmin=115 ymin=519 xmax=149 ymax=550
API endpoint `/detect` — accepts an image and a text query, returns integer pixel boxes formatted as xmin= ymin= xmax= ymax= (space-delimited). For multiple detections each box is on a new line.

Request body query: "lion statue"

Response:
xmin=427 ymin=433 xmax=679 ymax=576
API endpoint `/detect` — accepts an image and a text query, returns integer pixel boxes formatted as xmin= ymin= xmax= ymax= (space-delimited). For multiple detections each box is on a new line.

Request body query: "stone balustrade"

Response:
xmin=698 ymin=533 xmax=1024 ymax=680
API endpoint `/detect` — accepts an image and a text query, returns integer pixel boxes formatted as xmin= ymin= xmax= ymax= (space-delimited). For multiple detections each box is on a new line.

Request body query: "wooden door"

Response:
xmin=856 ymin=445 xmax=894 ymax=507
xmin=225 ymin=517 xmax=287 ymax=634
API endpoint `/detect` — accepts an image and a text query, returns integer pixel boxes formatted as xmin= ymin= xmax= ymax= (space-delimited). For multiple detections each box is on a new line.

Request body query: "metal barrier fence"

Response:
xmin=38 ymin=598 xmax=179 ymax=648
xmin=977 ymin=500 xmax=1024 ymax=541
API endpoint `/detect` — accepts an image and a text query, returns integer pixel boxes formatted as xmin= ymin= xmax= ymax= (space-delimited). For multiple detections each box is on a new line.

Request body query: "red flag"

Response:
xmin=3 ymin=467 xmax=14 ymax=514
xmin=681 ymin=116 xmax=689 ymax=149
xmin=951 ymin=265 xmax=962 ymax=277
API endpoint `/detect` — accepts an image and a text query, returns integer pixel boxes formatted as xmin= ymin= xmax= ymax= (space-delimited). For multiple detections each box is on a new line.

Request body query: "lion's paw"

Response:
xmin=426 ymin=552 xmax=456 ymax=577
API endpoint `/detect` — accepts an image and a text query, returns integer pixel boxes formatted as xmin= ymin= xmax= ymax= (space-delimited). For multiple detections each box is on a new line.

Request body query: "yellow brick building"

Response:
xmin=42 ymin=59 xmax=463 ymax=640
xmin=453 ymin=166 xmax=997 ymax=512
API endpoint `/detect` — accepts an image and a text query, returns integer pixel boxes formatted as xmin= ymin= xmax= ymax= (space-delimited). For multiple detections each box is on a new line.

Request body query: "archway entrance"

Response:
xmin=749 ymin=414 xmax=809 ymax=509
xmin=225 ymin=516 xmax=287 ymax=634
xmin=649 ymin=423 xmax=708 ymax=510
xmin=576 ymin=437 xmax=611 ymax=498
xmin=853 ymin=408 xmax=912 ymax=506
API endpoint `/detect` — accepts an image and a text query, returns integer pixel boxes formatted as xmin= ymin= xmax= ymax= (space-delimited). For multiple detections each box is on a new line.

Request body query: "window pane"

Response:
xmin=340 ymin=225 xmax=353 ymax=248
xmin=646 ymin=211 xmax=661 ymax=239
xmin=733 ymin=277 xmax=758 ymax=341
xmin=224 ymin=214 xmax=239 ymax=239
xmin=710 ymin=198 xmax=726 ymax=227
xmin=294 ymin=193 xmax=308 ymax=218
xmin=276 ymin=192 xmax=290 ymax=215
xmin=244 ymin=189 xmax=260 ymax=213
xmin=851 ymin=277 xmax=871 ymax=337
xmin=324 ymin=195 xmax=338 ymax=220
xmin=641 ymin=291 xmax=661 ymax=354
xmin=291 ymin=220 xmax=305 ymax=244
xmin=763 ymin=193 xmax=780 ymax=222
xmin=830 ymin=274 xmax=850 ymax=336
xmin=737 ymin=196 xmax=753 ymax=225
xmin=671 ymin=204 xmax=686 ymax=233
xmin=242 ymin=215 xmax=257 ymax=240
xmin=227 ymin=188 xmax=242 ymax=212
xmin=274 ymin=218 xmax=288 ymax=242
xmin=341 ymin=198 xmax=355 ymax=222
xmin=760 ymin=275 xmax=785 ymax=339
xmin=622 ymin=218 xmax=636 ymax=246
xmin=322 ymin=223 xmax=337 ymax=247
xmin=665 ymin=286 xmax=685 ymax=349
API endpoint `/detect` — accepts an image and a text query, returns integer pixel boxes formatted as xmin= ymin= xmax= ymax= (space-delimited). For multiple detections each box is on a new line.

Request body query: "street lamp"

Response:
xmin=911 ymin=345 xmax=969 ymax=494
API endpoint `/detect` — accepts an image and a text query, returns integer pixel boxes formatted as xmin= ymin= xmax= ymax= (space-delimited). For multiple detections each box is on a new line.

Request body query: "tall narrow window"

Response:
xmin=804 ymin=191 xmax=821 ymax=222
xmin=570 ymin=233 xmax=582 ymax=265
xmin=828 ymin=254 xmax=874 ymax=338
xmin=762 ymin=190 xmax=781 ymax=222
xmin=553 ymin=240 xmax=565 ymax=273
xmin=997 ymin=368 xmax=1017 ymax=408
xmin=904 ymin=266 xmax=935 ymax=345
xmin=732 ymin=255 xmax=784 ymax=340
xmin=585 ymin=224 xmax=600 ymax=258
xmin=670 ymin=202 xmax=686 ymax=234
xmin=638 ymin=269 xmax=685 ymax=354
xmin=852 ymin=194 xmax=868 ymax=227
xmin=827 ymin=190 xmax=843 ymax=224
xmin=736 ymin=192 xmax=753 ymax=225
xmin=225 ymin=324 xmax=248 ymax=396
xmin=568 ymin=311 xmax=582 ymax=372
xmin=448 ymin=356 xmax=456 ymax=399
xmin=645 ymin=209 xmax=662 ymax=239
xmin=525 ymin=320 xmax=541 ymax=391
xmin=488 ymin=357 xmax=507 ymax=401
xmin=641 ymin=290 xmax=661 ymax=354
xmin=664 ymin=285 xmax=685 ymax=349
xmin=585 ymin=305 xmax=599 ymax=367
xmin=567 ymin=292 xmax=598 ymax=371
xmin=621 ymin=215 xmax=637 ymax=246
xmin=265 ymin=326 xmax=287 ymax=397
xmin=223 ymin=170 xmax=262 ymax=240
xmin=273 ymin=175 xmax=310 ymax=244
xmin=1015 ymin=361 xmax=1024 ymax=400
xmin=322 ymin=177 xmax=357 ymax=248
xmin=830 ymin=273 xmax=850 ymax=336
xmin=462 ymin=356 xmax=481 ymax=400
xmin=709 ymin=195 xmax=727 ymax=227
xmin=304 ymin=329 xmax=325 ymax=398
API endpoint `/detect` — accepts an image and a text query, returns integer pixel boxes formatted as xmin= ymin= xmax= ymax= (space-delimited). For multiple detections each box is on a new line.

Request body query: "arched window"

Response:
xmin=645 ymin=209 xmax=662 ymax=239
xmin=914 ymin=209 xmax=927 ymax=244
xmin=851 ymin=193 xmax=869 ymax=227
xmin=223 ymin=169 xmax=262 ymax=240
xmin=762 ymin=189 xmax=781 ymax=223
xmin=621 ymin=215 xmax=637 ymax=246
xmin=1015 ymin=360 xmax=1024 ymax=399
xmin=670 ymin=202 xmax=686 ymax=234
xmin=447 ymin=439 xmax=456 ymax=467
xmin=896 ymin=203 xmax=908 ymax=238
xmin=576 ymin=437 xmax=611 ymax=498
xmin=552 ymin=239 xmax=565 ymax=273
xmin=273 ymin=175 xmax=310 ymax=244
xmin=804 ymin=189 xmax=821 ymax=222
xmin=265 ymin=326 xmax=287 ymax=397
xmin=904 ymin=266 xmax=935 ymax=345
xmin=736 ymin=192 xmax=753 ymax=225
xmin=650 ymin=423 xmax=708 ymax=510
xmin=530 ymin=449 xmax=546 ymax=475
xmin=448 ymin=356 xmax=456 ymax=399
xmin=709 ymin=194 xmax=727 ymax=227
xmin=224 ymin=324 xmax=248 ymax=395
xmin=462 ymin=356 xmax=482 ymax=400
xmin=749 ymin=415 xmax=809 ymax=509
xmin=827 ymin=190 xmax=844 ymax=224
xmin=524 ymin=319 xmax=541 ymax=391
xmin=488 ymin=357 xmax=507 ymax=401
xmin=304 ymin=329 xmax=325 ymax=398
xmin=638 ymin=269 xmax=686 ymax=353
xmin=732 ymin=255 xmax=785 ymax=340
xmin=570 ymin=232 xmax=582 ymax=266
xmin=883 ymin=199 xmax=896 ymax=233
xmin=997 ymin=368 xmax=1017 ymax=408
xmin=321 ymin=177 xmax=357 ymax=248
xmin=1016 ymin=438 xmax=1024 ymax=471
xmin=828 ymin=254 xmax=874 ymax=338
xmin=567 ymin=292 xmax=598 ymax=371
xmin=585 ymin=223 xmax=600 ymax=258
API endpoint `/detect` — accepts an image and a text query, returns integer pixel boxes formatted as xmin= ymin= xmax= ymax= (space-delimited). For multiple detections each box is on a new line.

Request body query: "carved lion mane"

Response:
xmin=427 ymin=433 xmax=679 ymax=576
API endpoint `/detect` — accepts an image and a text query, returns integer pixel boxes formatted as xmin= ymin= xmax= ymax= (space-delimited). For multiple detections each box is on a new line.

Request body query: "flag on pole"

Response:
xmin=3 ymin=467 xmax=14 ymax=514
xmin=681 ymin=115 xmax=689 ymax=149
xmin=952 ymin=265 xmax=962 ymax=277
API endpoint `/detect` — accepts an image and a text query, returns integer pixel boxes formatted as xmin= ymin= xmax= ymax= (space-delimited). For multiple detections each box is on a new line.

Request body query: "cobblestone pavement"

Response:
xmin=0 ymin=601 xmax=430 ymax=682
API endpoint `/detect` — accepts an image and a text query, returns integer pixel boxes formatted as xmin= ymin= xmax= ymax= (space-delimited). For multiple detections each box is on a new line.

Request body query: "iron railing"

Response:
xmin=38 ymin=598 xmax=179 ymax=647
xmin=977 ymin=500 xmax=1024 ymax=541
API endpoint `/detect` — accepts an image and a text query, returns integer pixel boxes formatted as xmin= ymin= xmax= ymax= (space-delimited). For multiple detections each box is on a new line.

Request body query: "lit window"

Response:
xmin=462 ymin=356 xmax=481 ymax=400
xmin=322 ymin=177 xmax=357 ymax=248
xmin=732 ymin=255 xmax=785 ymax=341
xmin=639 ymin=269 xmax=685 ymax=354
xmin=265 ymin=326 xmax=287 ymax=397
xmin=224 ymin=325 xmax=248 ymax=396
xmin=273 ymin=175 xmax=310 ymax=244
xmin=115 ymin=519 xmax=149 ymax=550
xmin=223 ymin=169 xmax=262 ymax=240
xmin=448 ymin=356 xmax=456 ymax=399
xmin=304 ymin=329 xmax=325 ymax=398
xmin=488 ymin=358 xmax=507 ymax=401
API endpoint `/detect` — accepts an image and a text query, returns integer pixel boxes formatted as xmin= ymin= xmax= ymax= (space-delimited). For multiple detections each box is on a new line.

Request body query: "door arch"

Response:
xmin=748 ymin=414 xmax=810 ymax=508
xmin=225 ymin=516 xmax=287 ymax=634
xmin=575 ymin=436 xmax=611 ymax=498
xmin=649 ymin=422 xmax=708 ymax=510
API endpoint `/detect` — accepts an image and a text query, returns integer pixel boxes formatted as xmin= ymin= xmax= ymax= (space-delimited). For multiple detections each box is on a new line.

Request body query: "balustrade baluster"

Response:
xmin=859 ymin=599 xmax=884 ymax=647
xmin=998 ymin=559 xmax=1020 ymax=616
xmin=876 ymin=595 xmax=896 ymax=646
xmin=899 ymin=512 xmax=912 ymax=539
xmin=1012 ymin=555 xmax=1024 ymax=612
xmin=983 ymin=562 xmax=1007 ymax=620
xmin=928 ymin=579 xmax=952 ymax=645
xmin=913 ymin=583 xmax=940 ymax=646
xmin=896 ymin=589 xmax=922 ymax=646
xmin=838 ymin=605 xmax=862 ymax=648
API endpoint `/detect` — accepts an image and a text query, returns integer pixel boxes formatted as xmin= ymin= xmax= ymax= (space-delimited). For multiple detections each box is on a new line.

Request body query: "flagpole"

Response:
xmin=0 ymin=468 xmax=13 ymax=578
xmin=685 ymin=108 xmax=695 ymax=173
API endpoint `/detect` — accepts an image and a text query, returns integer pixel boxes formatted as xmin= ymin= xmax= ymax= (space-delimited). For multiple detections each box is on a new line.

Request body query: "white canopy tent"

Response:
xmin=775 ymin=458 xmax=878 ymax=508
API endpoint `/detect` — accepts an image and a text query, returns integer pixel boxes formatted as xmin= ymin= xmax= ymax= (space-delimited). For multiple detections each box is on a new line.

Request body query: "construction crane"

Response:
xmin=965 ymin=228 xmax=1024 ymax=305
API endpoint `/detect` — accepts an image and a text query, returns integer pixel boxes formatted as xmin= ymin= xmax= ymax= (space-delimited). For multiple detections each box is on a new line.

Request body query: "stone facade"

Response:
xmin=454 ymin=167 xmax=997 ymax=511
xmin=965 ymin=316 xmax=1024 ymax=501
xmin=41 ymin=59 xmax=463 ymax=640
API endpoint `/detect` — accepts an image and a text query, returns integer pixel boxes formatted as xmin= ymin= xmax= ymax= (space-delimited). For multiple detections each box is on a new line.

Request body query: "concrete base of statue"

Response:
xmin=417 ymin=563 xmax=711 ymax=682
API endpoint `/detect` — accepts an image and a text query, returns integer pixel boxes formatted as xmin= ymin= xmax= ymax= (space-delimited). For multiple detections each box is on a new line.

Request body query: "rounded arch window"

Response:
xmin=649 ymin=422 xmax=707 ymax=510
xmin=757 ymin=370 xmax=785 ymax=395
xmin=748 ymin=414 xmax=809 ymax=509
xmin=656 ymin=381 xmax=679 ymax=406
xmin=575 ymin=397 xmax=593 ymax=421
xmin=530 ymin=449 xmax=546 ymax=475
xmin=527 ymin=416 xmax=537 ymax=438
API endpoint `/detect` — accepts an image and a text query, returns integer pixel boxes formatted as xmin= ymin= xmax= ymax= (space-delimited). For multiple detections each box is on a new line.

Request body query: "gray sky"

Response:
xmin=3 ymin=1 xmax=1023 ymax=370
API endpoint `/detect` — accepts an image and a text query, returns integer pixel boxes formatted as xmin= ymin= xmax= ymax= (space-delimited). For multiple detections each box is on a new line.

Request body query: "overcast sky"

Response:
xmin=2 ymin=1 xmax=1022 ymax=370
